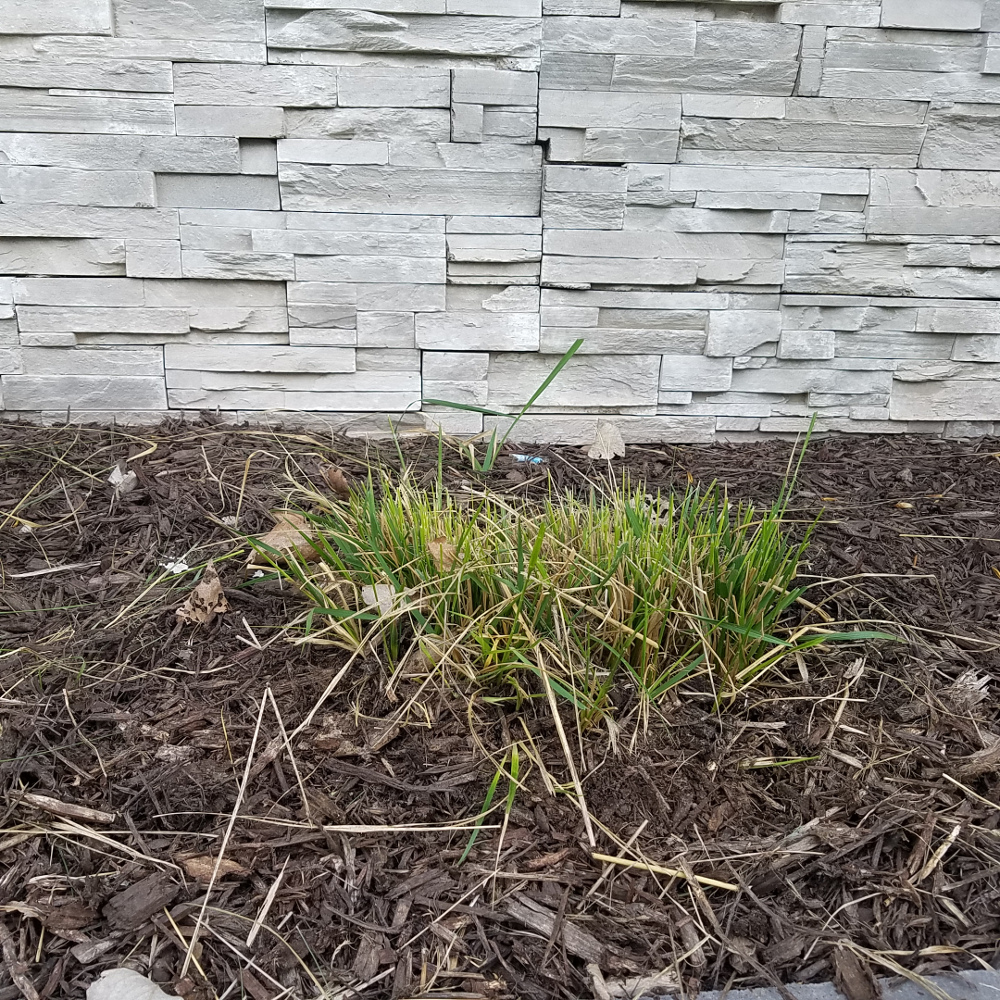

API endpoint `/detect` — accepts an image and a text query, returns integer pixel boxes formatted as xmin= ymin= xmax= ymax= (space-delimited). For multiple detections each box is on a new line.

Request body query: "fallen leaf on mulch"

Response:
xmin=180 ymin=855 xmax=249 ymax=883
xmin=256 ymin=510 xmax=321 ymax=564
xmin=362 ymin=583 xmax=395 ymax=615
xmin=587 ymin=420 xmax=626 ymax=461
xmin=325 ymin=466 xmax=352 ymax=500
xmin=833 ymin=945 xmax=881 ymax=1000
xmin=428 ymin=537 xmax=460 ymax=572
xmin=176 ymin=562 xmax=229 ymax=625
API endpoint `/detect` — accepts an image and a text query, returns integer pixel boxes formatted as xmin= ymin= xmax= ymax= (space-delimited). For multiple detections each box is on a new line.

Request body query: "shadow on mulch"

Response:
xmin=1 ymin=417 xmax=999 ymax=1000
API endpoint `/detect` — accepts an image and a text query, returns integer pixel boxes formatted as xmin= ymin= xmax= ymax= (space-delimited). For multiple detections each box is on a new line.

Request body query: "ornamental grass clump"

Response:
xmin=251 ymin=470 xmax=885 ymax=722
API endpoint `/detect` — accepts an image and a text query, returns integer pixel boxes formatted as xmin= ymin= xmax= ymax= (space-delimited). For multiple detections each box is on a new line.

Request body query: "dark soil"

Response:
xmin=1 ymin=418 xmax=999 ymax=1000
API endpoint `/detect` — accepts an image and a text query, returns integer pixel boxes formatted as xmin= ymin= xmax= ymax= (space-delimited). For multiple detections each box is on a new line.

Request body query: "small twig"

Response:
xmin=0 ymin=920 xmax=40 ymax=1000
xmin=591 ymin=853 xmax=738 ymax=892
xmin=18 ymin=793 xmax=116 ymax=826
xmin=247 ymin=857 xmax=289 ymax=948
xmin=182 ymin=692 xmax=269 ymax=978
xmin=10 ymin=561 xmax=100 ymax=580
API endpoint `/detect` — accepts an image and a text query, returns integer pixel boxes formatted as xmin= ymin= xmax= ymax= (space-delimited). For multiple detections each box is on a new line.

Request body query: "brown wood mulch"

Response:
xmin=1 ymin=417 xmax=999 ymax=1000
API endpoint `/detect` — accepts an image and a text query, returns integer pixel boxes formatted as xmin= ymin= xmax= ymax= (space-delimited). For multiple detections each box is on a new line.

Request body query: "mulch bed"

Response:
xmin=1 ymin=417 xmax=999 ymax=1000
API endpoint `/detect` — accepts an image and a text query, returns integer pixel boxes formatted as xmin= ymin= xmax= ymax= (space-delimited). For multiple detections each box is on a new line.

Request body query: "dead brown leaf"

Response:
xmin=180 ymin=855 xmax=250 ymax=883
xmin=325 ymin=466 xmax=352 ymax=500
xmin=833 ymin=946 xmax=881 ymax=1000
xmin=176 ymin=562 xmax=229 ymax=626
xmin=256 ymin=510 xmax=321 ymax=564
xmin=428 ymin=537 xmax=460 ymax=572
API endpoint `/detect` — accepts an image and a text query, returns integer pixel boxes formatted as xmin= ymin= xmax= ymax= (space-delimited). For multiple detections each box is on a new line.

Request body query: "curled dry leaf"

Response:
xmin=256 ymin=510 xmax=321 ymax=564
xmin=428 ymin=537 xmax=460 ymax=572
xmin=176 ymin=562 xmax=229 ymax=626
xmin=180 ymin=854 xmax=249 ymax=883
xmin=587 ymin=420 xmax=627 ymax=461
xmin=325 ymin=466 xmax=352 ymax=500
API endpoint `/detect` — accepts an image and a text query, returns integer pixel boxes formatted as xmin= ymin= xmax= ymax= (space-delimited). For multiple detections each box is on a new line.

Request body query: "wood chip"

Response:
xmin=506 ymin=895 xmax=605 ymax=965
xmin=103 ymin=872 xmax=179 ymax=930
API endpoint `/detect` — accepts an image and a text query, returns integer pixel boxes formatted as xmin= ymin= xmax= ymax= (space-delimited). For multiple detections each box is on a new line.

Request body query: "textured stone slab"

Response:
xmin=682 ymin=120 xmax=926 ymax=156
xmin=541 ymin=326 xmax=705 ymax=353
xmin=416 ymin=312 xmax=539 ymax=350
xmin=780 ymin=3 xmax=881 ymax=27
xmin=181 ymin=250 xmax=295 ymax=280
xmin=0 ymin=57 xmax=171 ymax=92
xmin=279 ymin=163 xmax=541 ymax=215
xmin=157 ymin=175 xmax=281 ymax=211
xmin=176 ymin=106 xmax=287 ymax=138
xmin=0 ymin=238 xmax=125 ymax=276
xmin=545 ymin=230 xmax=784 ymax=260
xmin=266 ymin=11 xmax=541 ymax=56
xmin=543 ymin=14 xmax=695 ymax=53
xmin=175 ymin=64 xmax=338 ymax=108
xmin=881 ymin=0 xmax=982 ymax=30
xmin=825 ymin=33 xmax=985 ymax=74
xmin=454 ymin=69 xmax=538 ymax=106
xmin=612 ymin=56 xmax=799 ymax=95
xmin=539 ymin=90 xmax=680 ymax=129
xmin=114 ymin=0 xmax=265 ymax=41
xmin=696 ymin=22 xmax=804 ymax=61
xmin=625 ymin=207 xmax=788 ymax=233
xmin=0 ymin=90 xmax=175 ymax=135
xmin=670 ymin=164 xmax=869 ymax=194
xmin=706 ymin=311 xmax=781 ymax=356
xmin=732 ymin=363 xmax=893 ymax=394
xmin=920 ymin=105 xmax=1000 ymax=169
xmin=294 ymin=254 xmax=445 ymax=283
xmin=539 ymin=52 xmax=615 ymax=90
xmin=836 ymin=331 xmax=955 ymax=359
xmin=0 ymin=0 xmax=111 ymax=35
xmin=22 ymin=35 xmax=266 ymax=63
xmin=338 ymin=68 xmax=450 ymax=107
xmin=17 ymin=306 xmax=189 ymax=335
xmin=278 ymin=138 xmax=389 ymax=163
xmin=2 ymin=375 xmax=167 ymax=409
xmin=12 ymin=278 xmax=144 ymax=306
xmin=487 ymin=352 xmax=659 ymax=408
xmin=821 ymin=70 xmax=1000 ymax=103
xmin=0 ymin=167 xmax=155 ymax=209
xmin=0 ymin=134 xmax=241 ymax=173
xmin=784 ymin=98 xmax=929 ymax=126
xmin=891 ymin=379 xmax=1000 ymax=420
xmin=20 ymin=346 xmax=164 ymax=376
xmin=286 ymin=107 xmax=450 ymax=141
xmin=682 ymin=95 xmax=787 ymax=119
xmin=165 ymin=344 xmax=355 ymax=373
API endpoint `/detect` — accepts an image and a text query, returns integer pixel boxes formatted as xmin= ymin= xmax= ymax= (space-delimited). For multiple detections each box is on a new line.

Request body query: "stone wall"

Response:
xmin=2 ymin=0 xmax=999 ymax=441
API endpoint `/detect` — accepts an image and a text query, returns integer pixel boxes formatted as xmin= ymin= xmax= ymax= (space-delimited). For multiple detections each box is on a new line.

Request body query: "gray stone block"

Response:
xmin=175 ymin=64 xmax=338 ymax=109
xmin=454 ymin=69 xmax=538 ymax=106
xmin=0 ymin=134 xmax=242 ymax=174
xmin=156 ymin=175 xmax=281 ymax=211
xmin=539 ymin=52 xmax=615 ymax=90
xmin=266 ymin=10 xmax=541 ymax=57
xmin=541 ymin=326 xmax=706 ymax=354
xmin=0 ymin=0 xmax=111 ymax=35
xmin=165 ymin=344 xmax=355 ymax=373
xmin=0 ymin=205 xmax=178 ymax=241
xmin=670 ymin=164 xmax=869 ymax=194
xmin=452 ymin=103 xmax=485 ymax=142
xmin=660 ymin=355 xmax=733 ymax=392
xmin=488 ymin=352 xmax=660 ymax=409
xmin=920 ymin=105 xmax=1000 ymax=169
xmin=891 ymin=378 xmax=1000 ymax=420
xmin=881 ymin=0 xmax=982 ymax=30
xmin=2 ymin=375 xmax=167 ymax=409
xmin=357 ymin=312 xmax=416 ymax=348
xmin=779 ymin=3 xmax=881 ymax=28
xmin=339 ymin=68 xmax=450 ymax=107
xmin=279 ymin=162 xmax=541 ymax=216
xmin=125 ymin=241 xmax=183 ymax=279
xmin=0 ymin=57 xmax=171 ymax=92
xmin=543 ymin=190 xmax=626 ymax=229
xmin=779 ymin=328 xmax=835 ymax=359
xmin=286 ymin=107 xmax=450 ymax=141
xmin=0 ymin=238 xmax=126 ymax=276
xmin=706 ymin=311 xmax=781 ymax=356
xmin=0 ymin=166 xmax=155 ymax=209
xmin=539 ymin=90 xmax=681 ymax=129
xmin=0 ymin=90 xmax=175 ymax=136
xmin=611 ymin=55 xmax=800 ymax=96
xmin=17 ymin=306 xmax=189 ymax=335
xmin=416 ymin=312 xmax=539 ymax=350
xmin=20 ymin=346 xmax=163 ymax=376
xmin=295 ymin=255 xmax=445 ymax=284
xmin=113 ymin=0 xmax=265 ymax=41
xmin=176 ymin=106 xmax=287 ymax=139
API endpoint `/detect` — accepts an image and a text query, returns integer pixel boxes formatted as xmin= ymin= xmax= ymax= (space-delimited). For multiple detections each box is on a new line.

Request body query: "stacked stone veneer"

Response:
xmin=3 ymin=0 xmax=1000 ymax=442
